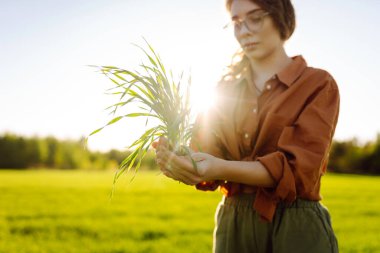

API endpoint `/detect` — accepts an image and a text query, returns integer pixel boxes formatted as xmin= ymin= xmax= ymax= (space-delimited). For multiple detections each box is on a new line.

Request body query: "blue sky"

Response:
xmin=1 ymin=0 xmax=379 ymax=151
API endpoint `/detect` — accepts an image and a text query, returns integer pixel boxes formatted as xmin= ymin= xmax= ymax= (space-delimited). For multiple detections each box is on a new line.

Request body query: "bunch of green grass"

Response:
xmin=89 ymin=39 xmax=196 ymax=183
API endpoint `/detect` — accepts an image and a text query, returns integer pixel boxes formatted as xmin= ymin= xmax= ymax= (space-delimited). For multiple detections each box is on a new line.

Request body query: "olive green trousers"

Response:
xmin=213 ymin=194 xmax=338 ymax=253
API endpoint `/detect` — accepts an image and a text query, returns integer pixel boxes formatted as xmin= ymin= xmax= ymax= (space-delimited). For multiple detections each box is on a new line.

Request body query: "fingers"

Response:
xmin=156 ymin=148 xmax=201 ymax=185
xmin=167 ymin=151 xmax=198 ymax=175
xmin=158 ymin=136 xmax=169 ymax=148
xmin=158 ymin=161 xmax=197 ymax=185
xmin=153 ymin=137 xmax=203 ymax=185
xmin=155 ymin=146 xmax=171 ymax=167
xmin=169 ymin=162 xmax=201 ymax=185
xmin=161 ymin=167 xmax=175 ymax=179
xmin=158 ymin=157 xmax=200 ymax=184
xmin=152 ymin=136 xmax=169 ymax=150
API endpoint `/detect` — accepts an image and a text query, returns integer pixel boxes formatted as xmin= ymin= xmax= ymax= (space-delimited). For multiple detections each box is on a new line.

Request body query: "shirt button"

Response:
xmin=244 ymin=133 xmax=249 ymax=139
xmin=253 ymin=108 xmax=257 ymax=113
xmin=266 ymin=84 xmax=272 ymax=90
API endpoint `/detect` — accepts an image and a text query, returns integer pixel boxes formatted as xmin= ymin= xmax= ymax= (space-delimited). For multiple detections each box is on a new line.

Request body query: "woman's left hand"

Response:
xmin=191 ymin=152 xmax=220 ymax=181
xmin=153 ymin=137 xmax=220 ymax=185
xmin=153 ymin=137 xmax=201 ymax=185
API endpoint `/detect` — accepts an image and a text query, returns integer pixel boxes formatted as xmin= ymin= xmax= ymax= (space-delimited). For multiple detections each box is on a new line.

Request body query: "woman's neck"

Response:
xmin=248 ymin=46 xmax=292 ymax=84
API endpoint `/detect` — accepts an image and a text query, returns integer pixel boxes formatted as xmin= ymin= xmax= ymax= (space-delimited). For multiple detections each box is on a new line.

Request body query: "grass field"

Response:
xmin=0 ymin=170 xmax=380 ymax=253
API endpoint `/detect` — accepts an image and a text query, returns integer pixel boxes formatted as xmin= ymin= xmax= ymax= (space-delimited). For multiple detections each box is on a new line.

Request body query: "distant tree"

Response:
xmin=360 ymin=134 xmax=380 ymax=174
xmin=45 ymin=136 xmax=59 ymax=167
xmin=0 ymin=134 xmax=27 ymax=168
xmin=329 ymin=136 xmax=380 ymax=175
xmin=329 ymin=138 xmax=362 ymax=173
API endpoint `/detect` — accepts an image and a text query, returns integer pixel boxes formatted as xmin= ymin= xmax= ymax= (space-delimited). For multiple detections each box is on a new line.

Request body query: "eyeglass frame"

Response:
xmin=224 ymin=9 xmax=270 ymax=33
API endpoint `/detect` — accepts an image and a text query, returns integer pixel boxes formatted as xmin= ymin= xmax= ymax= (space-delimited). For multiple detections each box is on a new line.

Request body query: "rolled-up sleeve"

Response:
xmin=257 ymin=77 xmax=340 ymax=203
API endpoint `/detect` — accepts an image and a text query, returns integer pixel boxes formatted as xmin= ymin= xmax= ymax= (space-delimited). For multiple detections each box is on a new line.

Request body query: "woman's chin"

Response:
xmin=243 ymin=48 xmax=275 ymax=62
xmin=244 ymin=48 xmax=264 ymax=60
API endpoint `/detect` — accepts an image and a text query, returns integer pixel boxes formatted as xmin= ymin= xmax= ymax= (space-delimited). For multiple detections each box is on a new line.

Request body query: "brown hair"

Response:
xmin=220 ymin=0 xmax=296 ymax=83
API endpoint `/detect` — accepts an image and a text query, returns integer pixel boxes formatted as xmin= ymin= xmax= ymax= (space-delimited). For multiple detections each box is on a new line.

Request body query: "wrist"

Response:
xmin=209 ymin=157 xmax=227 ymax=181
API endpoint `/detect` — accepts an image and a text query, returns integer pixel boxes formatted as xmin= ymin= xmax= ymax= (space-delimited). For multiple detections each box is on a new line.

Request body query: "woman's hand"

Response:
xmin=191 ymin=152 xmax=220 ymax=181
xmin=152 ymin=137 xmax=203 ymax=185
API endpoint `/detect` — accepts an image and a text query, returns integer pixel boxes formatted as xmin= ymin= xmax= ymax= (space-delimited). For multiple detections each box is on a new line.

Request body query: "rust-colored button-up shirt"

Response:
xmin=191 ymin=55 xmax=340 ymax=222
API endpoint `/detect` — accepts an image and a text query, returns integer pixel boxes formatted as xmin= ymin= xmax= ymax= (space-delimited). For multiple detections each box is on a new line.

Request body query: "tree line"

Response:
xmin=1 ymin=133 xmax=380 ymax=175
xmin=0 ymin=133 xmax=156 ymax=170
xmin=329 ymin=134 xmax=380 ymax=175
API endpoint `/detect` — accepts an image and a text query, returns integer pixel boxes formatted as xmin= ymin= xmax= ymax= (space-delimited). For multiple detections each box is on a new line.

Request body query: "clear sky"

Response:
xmin=1 ymin=0 xmax=379 ymax=151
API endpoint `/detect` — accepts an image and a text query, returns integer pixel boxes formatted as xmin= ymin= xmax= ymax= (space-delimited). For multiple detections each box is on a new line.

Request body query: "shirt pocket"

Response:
xmin=255 ymin=112 xmax=288 ymax=155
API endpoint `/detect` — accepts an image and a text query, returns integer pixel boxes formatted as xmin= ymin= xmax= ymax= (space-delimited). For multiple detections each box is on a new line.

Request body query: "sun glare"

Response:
xmin=191 ymin=85 xmax=216 ymax=115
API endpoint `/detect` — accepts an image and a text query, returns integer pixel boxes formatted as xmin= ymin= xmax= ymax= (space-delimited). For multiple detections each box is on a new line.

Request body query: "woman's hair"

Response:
xmin=220 ymin=0 xmax=296 ymax=83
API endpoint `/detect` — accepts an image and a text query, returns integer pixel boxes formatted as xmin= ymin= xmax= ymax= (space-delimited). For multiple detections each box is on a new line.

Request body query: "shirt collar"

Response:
xmin=221 ymin=55 xmax=307 ymax=88
xmin=276 ymin=55 xmax=307 ymax=87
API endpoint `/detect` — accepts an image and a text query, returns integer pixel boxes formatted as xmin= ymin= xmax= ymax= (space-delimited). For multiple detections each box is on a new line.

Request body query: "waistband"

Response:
xmin=220 ymin=182 xmax=257 ymax=196
xmin=222 ymin=193 xmax=320 ymax=209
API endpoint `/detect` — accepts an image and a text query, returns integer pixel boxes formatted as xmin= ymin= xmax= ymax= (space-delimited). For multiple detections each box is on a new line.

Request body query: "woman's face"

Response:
xmin=230 ymin=0 xmax=284 ymax=60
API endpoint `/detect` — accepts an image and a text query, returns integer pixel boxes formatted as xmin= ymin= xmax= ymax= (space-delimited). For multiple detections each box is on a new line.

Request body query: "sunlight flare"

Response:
xmin=191 ymin=84 xmax=216 ymax=115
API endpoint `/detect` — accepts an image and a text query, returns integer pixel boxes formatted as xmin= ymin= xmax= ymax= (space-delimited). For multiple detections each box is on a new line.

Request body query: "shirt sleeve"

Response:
xmin=256 ymin=76 xmax=340 ymax=203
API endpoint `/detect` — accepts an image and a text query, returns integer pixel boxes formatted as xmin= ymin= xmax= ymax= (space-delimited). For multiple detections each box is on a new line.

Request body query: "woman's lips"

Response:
xmin=243 ymin=42 xmax=259 ymax=50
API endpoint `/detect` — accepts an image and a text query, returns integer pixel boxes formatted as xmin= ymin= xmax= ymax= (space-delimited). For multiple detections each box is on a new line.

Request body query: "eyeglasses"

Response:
xmin=224 ymin=10 xmax=270 ymax=33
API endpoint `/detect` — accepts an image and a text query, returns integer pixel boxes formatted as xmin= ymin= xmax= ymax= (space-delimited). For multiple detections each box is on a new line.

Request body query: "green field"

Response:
xmin=0 ymin=170 xmax=379 ymax=253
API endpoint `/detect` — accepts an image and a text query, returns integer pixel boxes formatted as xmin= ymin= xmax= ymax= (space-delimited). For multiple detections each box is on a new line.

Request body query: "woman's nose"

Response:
xmin=235 ymin=22 xmax=252 ymax=39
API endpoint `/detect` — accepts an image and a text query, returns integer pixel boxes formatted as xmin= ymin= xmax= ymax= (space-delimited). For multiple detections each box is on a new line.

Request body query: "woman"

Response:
xmin=154 ymin=0 xmax=340 ymax=252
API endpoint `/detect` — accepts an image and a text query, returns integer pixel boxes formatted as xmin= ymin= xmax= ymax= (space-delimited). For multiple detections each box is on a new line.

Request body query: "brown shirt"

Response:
xmin=191 ymin=55 xmax=340 ymax=222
